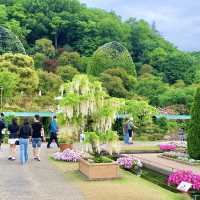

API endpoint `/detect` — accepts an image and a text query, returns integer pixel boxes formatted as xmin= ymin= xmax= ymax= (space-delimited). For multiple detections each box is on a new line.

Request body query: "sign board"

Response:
xmin=177 ymin=181 xmax=192 ymax=192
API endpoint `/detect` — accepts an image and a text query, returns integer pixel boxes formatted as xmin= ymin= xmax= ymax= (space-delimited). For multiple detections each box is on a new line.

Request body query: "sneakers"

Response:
xmin=8 ymin=157 xmax=16 ymax=161
xmin=33 ymin=156 xmax=41 ymax=161
xmin=11 ymin=157 xmax=16 ymax=161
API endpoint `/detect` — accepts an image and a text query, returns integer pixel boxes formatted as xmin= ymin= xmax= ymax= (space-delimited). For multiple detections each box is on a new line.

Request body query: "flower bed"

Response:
xmin=168 ymin=170 xmax=200 ymax=191
xmin=53 ymin=149 xmax=82 ymax=162
xmin=159 ymin=144 xmax=176 ymax=151
xmin=117 ymin=156 xmax=143 ymax=176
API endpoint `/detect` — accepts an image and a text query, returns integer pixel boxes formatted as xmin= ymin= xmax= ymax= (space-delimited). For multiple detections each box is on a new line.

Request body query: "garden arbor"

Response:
xmin=88 ymin=41 xmax=136 ymax=76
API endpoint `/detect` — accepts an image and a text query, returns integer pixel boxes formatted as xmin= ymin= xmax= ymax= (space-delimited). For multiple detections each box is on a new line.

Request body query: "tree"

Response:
xmin=34 ymin=53 xmax=46 ymax=69
xmin=37 ymin=70 xmax=63 ymax=95
xmin=135 ymin=75 xmax=168 ymax=105
xmin=57 ymin=65 xmax=79 ymax=82
xmin=0 ymin=70 xmax=19 ymax=99
xmin=58 ymin=51 xmax=82 ymax=70
xmin=121 ymin=99 xmax=158 ymax=127
xmin=100 ymin=73 xmax=129 ymax=98
xmin=35 ymin=38 xmax=55 ymax=57
xmin=148 ymin=49 xmax=196 ymax=84
xmin=0 ymin=53 xmax=39 ymax=94
xmin=188 ymin=88 xmax=200 ymax=159
xmin=0 ymin=53 xmax=34 ymax=68
xmin=127 ymin=19 xmax=174 ymax=63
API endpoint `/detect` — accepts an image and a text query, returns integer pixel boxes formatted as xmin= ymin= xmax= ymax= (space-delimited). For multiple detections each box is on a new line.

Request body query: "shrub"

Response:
xmin=188 ymin=88 xmax=200 ymax=159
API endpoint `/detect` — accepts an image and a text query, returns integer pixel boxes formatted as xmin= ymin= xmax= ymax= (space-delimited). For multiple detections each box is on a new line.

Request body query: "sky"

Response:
xmin=80 ymin=0 xmax=200 ymax=52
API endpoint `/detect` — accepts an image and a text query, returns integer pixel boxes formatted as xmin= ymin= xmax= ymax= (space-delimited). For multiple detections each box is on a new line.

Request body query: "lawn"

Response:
xmin=50 ymin=158 xmax=191 ymax=200
xmin=121 ymin=145 xmax=160 ymax=152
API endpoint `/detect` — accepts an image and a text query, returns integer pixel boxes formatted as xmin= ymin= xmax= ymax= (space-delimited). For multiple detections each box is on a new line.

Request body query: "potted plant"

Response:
xmin=58 ymin=132 xmax=73 ymax=152
xmin=79 ymin=131 xmax=120 ymax=180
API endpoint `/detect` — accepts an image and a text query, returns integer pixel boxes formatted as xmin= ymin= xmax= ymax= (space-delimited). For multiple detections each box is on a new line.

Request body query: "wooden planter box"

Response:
xmin=79 ymin=159 xmax=119 ymax=180
xmin=59 ymin=143 xmax=72 ymax=152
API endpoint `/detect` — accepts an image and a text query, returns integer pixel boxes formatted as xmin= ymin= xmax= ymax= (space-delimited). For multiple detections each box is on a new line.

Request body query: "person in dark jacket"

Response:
xmin=31 ymin=115 xmax=44 ymax=161
xmin=8 ymin=118 xmax=19 ymax=160
xmin=47 ymin=116 xmax=59 ymax=148
xmin=0 ymin=113 xmax=6 ymax=149
xmin=19 ymin=118 xmax=32 ymax=165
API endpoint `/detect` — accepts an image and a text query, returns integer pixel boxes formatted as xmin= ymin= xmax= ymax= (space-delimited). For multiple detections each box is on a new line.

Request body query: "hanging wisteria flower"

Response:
xmin=53 ymin=149 xmax=82 ymax=162
xmin=168 ymin=170 xmax=200 ymax=191
xmin=117 ymin=156 xmax=143 ymax=169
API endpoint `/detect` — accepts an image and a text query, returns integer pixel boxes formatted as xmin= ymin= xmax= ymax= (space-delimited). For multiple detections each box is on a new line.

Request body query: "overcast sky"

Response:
xmin=80 ymin=0 xmax=200 ymax=52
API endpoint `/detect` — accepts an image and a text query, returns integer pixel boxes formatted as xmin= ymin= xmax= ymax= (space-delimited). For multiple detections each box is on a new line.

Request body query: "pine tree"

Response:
xmin=188 ymin=88 xmax=200 ymax=159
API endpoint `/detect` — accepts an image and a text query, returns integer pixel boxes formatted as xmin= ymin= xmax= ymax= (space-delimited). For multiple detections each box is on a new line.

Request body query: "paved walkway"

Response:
xmin=132 ymin=153 xmax=200 ymax=174
xmin=0 ymin=144 xmax=85 ymax=200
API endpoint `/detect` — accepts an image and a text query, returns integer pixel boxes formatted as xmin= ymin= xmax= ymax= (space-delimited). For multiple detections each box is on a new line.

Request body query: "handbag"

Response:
xmin=15 ymin=140 xmax=19 ymax=145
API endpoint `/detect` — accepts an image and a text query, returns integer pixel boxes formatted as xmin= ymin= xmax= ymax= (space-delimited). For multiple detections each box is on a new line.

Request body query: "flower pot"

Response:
xmin=79 ymin=159 xmax=119 ymax=180
xmin=59 ymin=143 xmax=72 ymax=152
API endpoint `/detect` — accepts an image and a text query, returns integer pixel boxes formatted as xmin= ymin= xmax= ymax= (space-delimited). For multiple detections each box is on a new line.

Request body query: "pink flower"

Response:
xmin=160 ymin=144 xmax=176 ymax=151
xmin=168 ymin=170 xmax=200 ymax=191
xmin=53 ymin=149 xmax=82 ymax=162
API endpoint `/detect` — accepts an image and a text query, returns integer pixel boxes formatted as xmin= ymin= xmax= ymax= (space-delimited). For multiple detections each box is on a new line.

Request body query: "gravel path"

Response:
xmin=0 ymin=144 xmax=85 ymax=200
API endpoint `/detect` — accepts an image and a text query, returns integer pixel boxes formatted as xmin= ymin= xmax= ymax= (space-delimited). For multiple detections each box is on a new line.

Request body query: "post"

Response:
xmin=0 ymin=86 xmax=3 ymax=112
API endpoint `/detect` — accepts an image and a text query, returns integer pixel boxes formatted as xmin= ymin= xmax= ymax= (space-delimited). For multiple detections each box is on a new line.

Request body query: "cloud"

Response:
xmin=80 ymin=0 xmax=200 ymax=51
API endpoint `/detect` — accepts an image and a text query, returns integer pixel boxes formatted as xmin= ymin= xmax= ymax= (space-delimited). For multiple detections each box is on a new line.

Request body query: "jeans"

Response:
xmin=124 ymin=132 xmax=129 ymax=144
xmin=19 ymin=138 xmax=29 ymax=165
xmin=32 ymin=138 xmax=42 ymax=148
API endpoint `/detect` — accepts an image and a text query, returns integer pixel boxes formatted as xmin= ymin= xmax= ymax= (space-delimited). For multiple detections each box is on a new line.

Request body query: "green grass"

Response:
xmin=121 ymin=145 xmax=160 ymax=152
xmin=50 ymin=157 xmax=191 ymax=200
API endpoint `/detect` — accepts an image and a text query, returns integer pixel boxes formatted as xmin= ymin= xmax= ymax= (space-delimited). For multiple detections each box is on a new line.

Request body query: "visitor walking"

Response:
xmin=127 ymin=118 xmax=137 ymax=144
xmin=123 ymin=119 xmax=129 ymax=144
xmin=47 ymin=116 xmax=59 ymax=148
xmin=8 ymin=118 xmax=19 ymax=160
xmin=0 ymin=113 xmax=6 ymax=150
xmin=19 ymin=118 xmax=32 ymax=165
xmin=31 ymin=115 xmax=44 ymax=161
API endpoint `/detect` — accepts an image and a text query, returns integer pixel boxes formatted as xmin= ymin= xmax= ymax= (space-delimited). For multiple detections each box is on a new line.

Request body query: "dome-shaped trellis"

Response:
xmin=0 ymin=26 xmax=26 ymax=55
xmin=89 ymin=41 xmax=136 ymax=76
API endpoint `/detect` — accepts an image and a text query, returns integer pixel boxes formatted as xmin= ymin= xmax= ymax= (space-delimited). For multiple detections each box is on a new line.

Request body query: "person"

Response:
xmin=127 ymin=118 xmax=137 ymax=144
xmin=123 ymin=119 xmax=129 ymax=144
xmin=0 ymin=113 xmax=6 ymax=150
xmin=19 ymin=118 xmax=32 ymax=165
xmin=80 ymin=128 xmax=85 ymax=153
xmin=31 ymin=115 xmax=44 ymax=161
xmin=178 ymin=128 xmax=185 ymax=143
xmin=8 ymin=118 xmax=19 ymax=160
xmin=47 ymin=116 xmax=59 ymax=148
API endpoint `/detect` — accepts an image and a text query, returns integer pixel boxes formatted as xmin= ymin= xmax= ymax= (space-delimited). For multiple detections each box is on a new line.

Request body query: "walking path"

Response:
xmin=132 ymin=153 xmax=200 ymax=174
xmin=0 ymin=144 xmax=85 ymax=200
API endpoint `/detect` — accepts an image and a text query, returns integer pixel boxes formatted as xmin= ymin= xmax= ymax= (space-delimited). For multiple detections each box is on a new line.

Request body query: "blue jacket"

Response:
xmin=49 ymin=120 xmax=58 ymax=134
